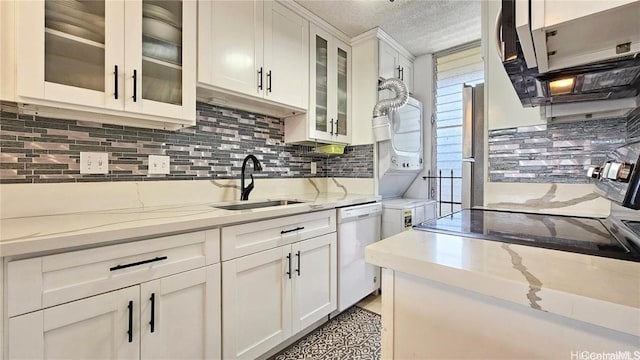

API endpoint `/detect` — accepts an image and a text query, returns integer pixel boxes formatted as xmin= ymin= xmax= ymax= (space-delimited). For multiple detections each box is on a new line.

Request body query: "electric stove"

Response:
xmin=414 ymin=209 xmax=640 ymax=262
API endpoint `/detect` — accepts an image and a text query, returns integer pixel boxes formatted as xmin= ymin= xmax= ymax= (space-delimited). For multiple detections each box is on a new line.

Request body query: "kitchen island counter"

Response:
xmin=365 ymin=230 xmax=640 ymax=358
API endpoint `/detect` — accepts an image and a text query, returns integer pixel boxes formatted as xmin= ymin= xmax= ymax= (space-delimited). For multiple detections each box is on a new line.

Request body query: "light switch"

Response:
xmin=310 ymin=162 xmax=317 ymax=174
xmin=80 ymin=152 xmax=109 ymax=174
xmin=148 ymin=155 xmax=170 ymax=175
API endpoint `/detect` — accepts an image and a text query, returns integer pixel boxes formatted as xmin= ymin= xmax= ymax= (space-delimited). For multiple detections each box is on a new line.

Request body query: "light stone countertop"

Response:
xmin=0 ymin=193 xmax=379 ymax=257
xmin=365 ymin=230 xmax=640 ymax=337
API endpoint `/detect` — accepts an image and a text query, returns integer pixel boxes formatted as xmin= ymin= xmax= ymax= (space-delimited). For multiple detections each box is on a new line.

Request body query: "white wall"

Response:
xmin=403 ymin=54 xmax=434 ymax=199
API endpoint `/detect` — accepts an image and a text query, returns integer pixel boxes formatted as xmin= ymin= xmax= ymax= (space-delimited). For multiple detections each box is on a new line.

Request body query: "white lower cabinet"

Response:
xmin=9 ymin=265 xmax=221 ymax=360
xmin=9 ymin=286 xmax=140 ymax=359
xmin=291 ymin=234 xmax=337 ymax=334
xmin=222 ymin=233 xmax=337 ymax=359
xmin=140 ymin=266 xmax=221 ymax=360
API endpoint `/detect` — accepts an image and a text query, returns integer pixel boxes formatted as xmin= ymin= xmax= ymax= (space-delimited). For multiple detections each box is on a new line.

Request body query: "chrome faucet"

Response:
xmin=240 ymin=154 xmax=263 ymax=200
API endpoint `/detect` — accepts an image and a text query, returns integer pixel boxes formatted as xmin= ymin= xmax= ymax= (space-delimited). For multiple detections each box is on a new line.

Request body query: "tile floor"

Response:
xmin=272 ymin=305 xmax=381 ymax=360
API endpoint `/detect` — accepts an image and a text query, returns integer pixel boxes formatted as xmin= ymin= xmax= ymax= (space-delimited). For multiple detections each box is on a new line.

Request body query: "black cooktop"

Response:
xmin=414 ymin=209 xmax=640 ymax=262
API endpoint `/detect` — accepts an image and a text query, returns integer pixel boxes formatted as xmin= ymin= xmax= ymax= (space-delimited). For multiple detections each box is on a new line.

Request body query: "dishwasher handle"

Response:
xmin=338 ymin=202 xmax=382 ymax=223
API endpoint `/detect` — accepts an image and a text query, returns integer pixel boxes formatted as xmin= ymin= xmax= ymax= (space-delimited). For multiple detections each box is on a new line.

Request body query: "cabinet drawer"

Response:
xmin=7 ymin=229 xmax=220 ymax=317
xmin=221 ymin=209 xmax=336 ymax=261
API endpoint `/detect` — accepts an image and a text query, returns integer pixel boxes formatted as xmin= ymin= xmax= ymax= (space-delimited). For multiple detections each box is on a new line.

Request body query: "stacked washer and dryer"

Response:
xmin=378 ymin=96 xmax=436 ymax=239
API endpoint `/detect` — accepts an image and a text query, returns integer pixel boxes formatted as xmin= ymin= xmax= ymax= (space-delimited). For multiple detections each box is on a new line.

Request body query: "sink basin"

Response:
xmin=213 ymin=200 xmax=305 ymax=211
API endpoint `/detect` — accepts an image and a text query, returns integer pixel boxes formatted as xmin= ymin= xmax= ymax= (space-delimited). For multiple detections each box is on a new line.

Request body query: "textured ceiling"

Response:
xmin=295 ymin=0 xmax=481 ymax=56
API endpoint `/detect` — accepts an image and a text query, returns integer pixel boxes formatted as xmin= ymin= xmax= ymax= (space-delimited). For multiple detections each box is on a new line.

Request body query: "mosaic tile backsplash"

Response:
xmin=488 ymin=117 xmax=628 ymax=183
xmin=627 ymin=107 xmax=640 ymax=143
xmin=0 ymin=101 xmax=374 ymax=184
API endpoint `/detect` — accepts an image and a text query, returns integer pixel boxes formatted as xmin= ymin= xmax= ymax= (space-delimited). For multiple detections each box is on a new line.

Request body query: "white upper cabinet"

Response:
xmin=14 ymin=0 xmax=196 ymax=128
xmin=284 ymin=24 xmax=351 ymax=145
xmin=263 ymin=1 xmax=309 ymax=109
xmin=378 ymin=39 xmax=413 ymax=93
xmin=350 ymin=28 xmax=415 ymax=145
xmin=203 ymin=0 xmax=263 ymax=98
xmin=198 ymin=0 xmax=309 ymax=112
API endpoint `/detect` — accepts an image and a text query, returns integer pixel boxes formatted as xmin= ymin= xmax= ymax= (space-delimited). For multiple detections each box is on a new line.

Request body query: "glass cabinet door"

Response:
xmin=315 ymin=34 xmax=329 ymax=134
xmin=336 ymin=47 xmax=348 ymax=137
xmin=44 ymin=0 xmax=106 ymax=92
xmin=141 ymin=0 xmax=183 ymax=105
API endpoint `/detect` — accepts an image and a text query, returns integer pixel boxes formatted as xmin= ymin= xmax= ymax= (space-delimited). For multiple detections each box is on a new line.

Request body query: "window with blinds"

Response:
xmin=434 ymin=45 xmax=483 ymax=215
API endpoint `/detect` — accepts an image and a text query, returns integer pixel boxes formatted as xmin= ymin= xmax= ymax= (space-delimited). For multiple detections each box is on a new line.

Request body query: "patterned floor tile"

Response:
xmin=272 ymin=306 xmax=381 ymax=360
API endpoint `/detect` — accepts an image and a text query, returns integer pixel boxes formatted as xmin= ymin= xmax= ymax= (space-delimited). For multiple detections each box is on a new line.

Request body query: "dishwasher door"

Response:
xmin=337 ymin=202 xmax=382 ymax=312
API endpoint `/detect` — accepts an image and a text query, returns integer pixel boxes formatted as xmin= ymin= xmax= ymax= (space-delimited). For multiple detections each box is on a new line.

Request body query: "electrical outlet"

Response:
xmin=310 ymin=161 xmax=317 ymax=174
xmin=80 ymin=152 xmax=109 ymax=174
xmin=148 ymin=155 xmax=170 ymax=174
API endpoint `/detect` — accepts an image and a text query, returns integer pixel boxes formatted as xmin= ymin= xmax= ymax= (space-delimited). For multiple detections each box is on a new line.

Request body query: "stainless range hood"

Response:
xmin=541 ymin=95 xmax=640 ymax=123
xmin=497 ymin=0 xmax=640 ymax=111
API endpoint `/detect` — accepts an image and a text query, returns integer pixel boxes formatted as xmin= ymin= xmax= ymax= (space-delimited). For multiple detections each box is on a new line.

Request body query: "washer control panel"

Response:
xmin=391 ymin=155 xmax=423 ymax=170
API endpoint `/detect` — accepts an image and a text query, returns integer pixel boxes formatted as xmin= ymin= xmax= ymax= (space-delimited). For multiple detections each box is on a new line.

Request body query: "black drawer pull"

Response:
xmin=280 ymin=226 xmax=304 ymax=235
xmin=149 ymin=293 xmax=156 ymax=333
xmin=132 ymin=69 xmax=138 ymax=102
xmin=286 ymin=253 xmax=292 ymax=279
xmin=267 ymin=70 xmax=272 ymax=93
xmin=127 ymin=300 xmax=133 ymax=343
xmin=110 ymin=256 xmax=168 ymax=271
xmin=295 ymin=251 xmax=301 ymax=276
xmin=258 ymin=67 xmax=263 ymax=90
xmin=114 ymin=65 xmax=119 ymax=100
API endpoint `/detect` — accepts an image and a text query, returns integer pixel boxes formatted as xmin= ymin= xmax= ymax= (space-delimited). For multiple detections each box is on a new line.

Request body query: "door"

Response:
xmin=222 ymin=246 xmax=292 ymax=359
xmin=333 ymin=39 xmax=351 ymax=143
xmin=310 ymin=25 xmax=332 ymax=142
xmin=140 ymin=265 xmax=221 ymax=360
xmin=16 ymin=0 xmax=125 ymax=110
xmin=399 ymin=55 xmax=413 ymax=93
xmin=205 ymin=0 xmax=264 ymax=98
xmin=263 ymin=1 xmax=308 ymax=109
xmin=291 ymin=233 xmax=337 ymax=333
xmin=124 ymin=0 xmax=196 ymax=120
xmin=9 ymin=286 xmax=139 ymax=359
xmin=379 ymin=40 xmax=398 ymax=80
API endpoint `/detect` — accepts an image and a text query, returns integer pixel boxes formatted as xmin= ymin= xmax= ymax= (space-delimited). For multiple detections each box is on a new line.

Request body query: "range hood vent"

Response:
xmin=541 ymin=95 xmax=640 ymax=123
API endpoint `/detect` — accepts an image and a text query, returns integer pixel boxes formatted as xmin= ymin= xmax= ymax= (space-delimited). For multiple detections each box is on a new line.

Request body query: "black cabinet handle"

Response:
xmin=114 ymin=65 xmax=118 ymax=100
xmin=127 ymin=300 xmax=133 ymax=343
xmin=330 ymin=119 xmax=334 ymax=136
xmin=281 ymin=226 xmax=304 ymax=234
xmin=286 ymin=253 xmax=291 ymax=279
xmin=110 ymin=256 xmax=168 ymax=272
xmin=267 ymin=70 xmax=272 ymax=93
xmin=149 ymin=293 xmax=155 ymax=333
xmin=335 ymin=119 xmax=339 ymax=136
xmin=258 ymin=67 xmax=263 ymax=91
xmin=295 ymin=251 xmax=301 ymax=276
xmin=400 ymin=67 xmax=404 ymax=81
xmin=397 ymin=65 xmax=401 ymax=78
xmin=132 ymin=69 xmax=137 ymax=102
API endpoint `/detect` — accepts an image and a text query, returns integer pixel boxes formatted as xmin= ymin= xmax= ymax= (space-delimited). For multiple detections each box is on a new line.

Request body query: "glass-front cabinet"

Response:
xmin=309 ymin=24 xmax=351 ymax=144
xmin=15 ymin=0 xmax=195 ymax=126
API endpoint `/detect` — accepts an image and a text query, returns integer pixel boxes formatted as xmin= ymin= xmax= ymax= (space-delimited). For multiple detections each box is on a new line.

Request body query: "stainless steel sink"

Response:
xmin=213 ymin=200 xmax=305 ymax=211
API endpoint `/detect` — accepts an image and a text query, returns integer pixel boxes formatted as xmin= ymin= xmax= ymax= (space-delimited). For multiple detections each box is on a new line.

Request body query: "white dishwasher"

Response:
xmin=336 ymin=202 xmax=383 ymax=312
